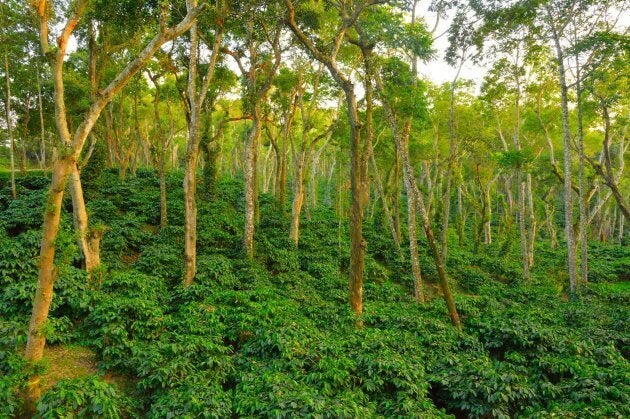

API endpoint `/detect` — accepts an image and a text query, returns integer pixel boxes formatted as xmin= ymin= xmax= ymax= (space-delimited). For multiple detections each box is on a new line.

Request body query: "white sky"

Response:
xmin=417 ymin=8 xmax=487 ymax=86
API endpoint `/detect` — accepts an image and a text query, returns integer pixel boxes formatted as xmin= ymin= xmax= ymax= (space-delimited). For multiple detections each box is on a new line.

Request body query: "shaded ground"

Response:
xmin=40 ymin=345 xmax=98 ymax=393
xmin=40 ymin=345 xmax=133 ymax=394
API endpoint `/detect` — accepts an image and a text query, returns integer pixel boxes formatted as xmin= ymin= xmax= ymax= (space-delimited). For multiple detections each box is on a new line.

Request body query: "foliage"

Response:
xmin=1 ymin=171 xmax=628 ymax=418
xmin=36 ymin=376 xmax=126 ymax=418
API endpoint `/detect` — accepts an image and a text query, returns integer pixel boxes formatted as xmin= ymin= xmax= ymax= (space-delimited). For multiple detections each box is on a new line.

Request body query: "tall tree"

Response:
xmin=285 ymin=0 xmax=382 ymax=317
xmin=182 ymin=0 xmax=225 ymax=286
xmin=24 ymin=0 xmax=205 ymax=406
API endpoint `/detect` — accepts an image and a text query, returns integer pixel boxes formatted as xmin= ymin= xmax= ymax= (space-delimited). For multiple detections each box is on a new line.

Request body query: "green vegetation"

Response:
xmin=1 ymin=173 xmax=628 ymax=417
xmin=1 ymin=0 xmax=628 ymax=417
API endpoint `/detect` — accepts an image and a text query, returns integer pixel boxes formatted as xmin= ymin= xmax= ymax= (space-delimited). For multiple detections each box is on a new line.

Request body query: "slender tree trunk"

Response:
xmin=70 ymin=163 xmax=100 ymax=271
xmin=4 ymin=48 xmax=16 ymax=198
xmin=441 ymin=59 xmax=464 ymax=263
xmin=376 ymin=72 xmax=459 ymax=326
xmin=243 ymin=114 xmax=260 ymax=258
xmin=576 ymin=64 xmax=588 ymax=285
xmin=548 ymin=10 xmax=578 ymax=297
xmin=37 ymin=65 xmax=46 ymax=169
xmin=393 ymin=152 xmax=401 ymax=241
xmin=526 ymin=173 xmax=537 ymax=268
xmin=183 ymin=12 xmax=201 ymax=285
xmin=404 ymin=157 xmax=424 ymax=303
xmin=151 ymin=77 xmax=168 ymax=227
xmin=182 ymin=2 xmax=223 ymax=284
xmin=289 ymin=151 xmax=306 ymax=246
xmin=513 ymin=66 xmax=530 ymax=282
xmin=20 ymin=95 xmax=31 ymax=174
xmin=544 ymin=190 xmax=559 ymax=249
xmin=369 ymin=141 xmax=402 ymax=255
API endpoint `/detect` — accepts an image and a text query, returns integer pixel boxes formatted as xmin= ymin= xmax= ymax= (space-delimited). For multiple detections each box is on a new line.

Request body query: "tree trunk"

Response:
xmin=441 ymin=60 xmax=464 ymax=263
xmin=346 ymin=87 xmax=366 ymax=317
xmin=20 ymin=94 xmax=31 ymax=174
xmin=576 ymin=63 xmax=588 ymax=284
xmin=405 ymin=166 xmax=424 ymax=303
xmin=4 ymin=47 xmax=16 ymax=198
xmin=376 ymin=72 xmax=459 ymax=326
xmin=243 ymin=113 xmax=260 ymax=258
xmin=370 ymin=142 xmax=402 ymax=255
xmin=24 ymin=156 xmax=73 ymax=408
xmin=70 ymin=163 xmax=100 ymax=271
xmin=37 ymin=65 xmax=46 ymax=169
xmin=289 ymin=151 xmax=305 ymax=246
xmin=544 ymin=190 xmax=559 ymax=249
xmin=183 ymin=145 xmax=199 ymax=285
xmin=548 ymin=9 xmax=578 ymax=297
xmin=526 ymin=173 xmax=537 ymax=268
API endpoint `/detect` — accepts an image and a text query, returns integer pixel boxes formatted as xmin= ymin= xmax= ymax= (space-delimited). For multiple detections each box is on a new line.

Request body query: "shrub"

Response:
xmin=36 ymin=376 xmax=126 ymax=418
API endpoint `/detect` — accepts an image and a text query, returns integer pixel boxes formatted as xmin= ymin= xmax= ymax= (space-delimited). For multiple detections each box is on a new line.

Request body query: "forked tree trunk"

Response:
xmin=285 ymin=0 xmax=368 ymax=318
xmin=25 ymin=2 xmax=206 ymax=408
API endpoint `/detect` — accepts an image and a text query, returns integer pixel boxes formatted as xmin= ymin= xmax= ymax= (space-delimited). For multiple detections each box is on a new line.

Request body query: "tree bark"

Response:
xmin=25 ymin=2 xmax=206 ymax=407
xmin=37 ymin=64 xmax=46 ymax=169
xmin=20 ymin=94 xmax=31 ymax=174
xmin=548 ymin=7 xmax=578 ymax=297
xmin=183 ymin=3 xmax=223 ymax=285
xmin=4 ymin=47 xmax=16 ymax=198
xmin=70 ymin=163 xmax=100 ymax=271
xmin=375 ymin=73 xmax=459 ymax=326
xmin=575 ymin=62 xmax=588 ymax=284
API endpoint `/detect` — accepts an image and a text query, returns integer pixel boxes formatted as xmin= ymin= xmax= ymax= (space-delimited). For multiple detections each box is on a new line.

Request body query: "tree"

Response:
xmin=182 ymin=0 xmax=225 ymax=286
xmin=224 ymin=1 xmax=282 ymax=259
xmin=285 ymin=0 xmax=380 ymax=317
xmin=24 ymin=0 xmax=205 ymax=407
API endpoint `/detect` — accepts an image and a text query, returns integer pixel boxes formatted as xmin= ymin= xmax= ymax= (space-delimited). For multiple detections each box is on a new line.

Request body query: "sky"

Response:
xmin=415 ymin=7 xmax=487 ymax=86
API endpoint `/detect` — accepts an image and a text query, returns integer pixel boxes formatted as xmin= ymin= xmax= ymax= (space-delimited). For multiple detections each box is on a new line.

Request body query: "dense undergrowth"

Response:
xmin=0 ymin=171 xmax=628 ymax=418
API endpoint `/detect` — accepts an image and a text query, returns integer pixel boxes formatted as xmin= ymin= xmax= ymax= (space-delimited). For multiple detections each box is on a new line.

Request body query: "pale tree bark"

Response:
xmin=70 ymin=151 xmax=102 ymax=272
xmin=583 ymin=96 xmax=630 ymax=220
xmin=20 ymin=94 xmax=30 ymax=174
xmin=37 ymin=63 xmax=46 ymax=169
xmin=392 ymin=153 xmax=401 ymax=242
xmin=182 ymin=0 xmax=223 ymax=285
xmin=289 ymin=117 xmax=334 ymax=246
xmin=144 ymin=70 xmax=173 ymax=227
xmin=226 ymin=20 xmax=281 ymax=259
xmin=513 ymin=65 xmax=530 ymax=282
xmin=526 ymin=173 xmax=537 ymax=268
xmin=547 ymin=6 xmax=578 ymax=298
xmin=369 ymin=141 xmax=402 ymax=255
xmin=543 ymin=186 xmax=559 ymax=248
xmin=25 ymin=1 xmax=206 ymax=407
xmin=376 ymin=74 xmax=462 ymax=323
xmin=289 ymin=67 xmax=335 ymax=246
xmin=575 ymin=61 xmax=588 ymax=284
xmin=4 ymin=47 xmax=16 ymax=198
